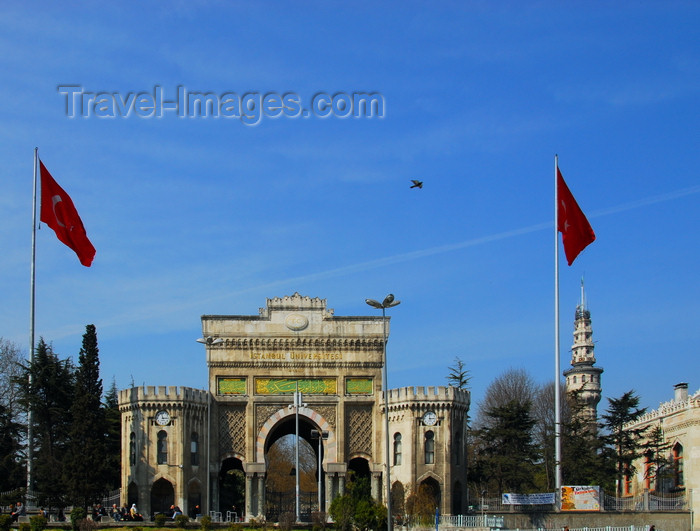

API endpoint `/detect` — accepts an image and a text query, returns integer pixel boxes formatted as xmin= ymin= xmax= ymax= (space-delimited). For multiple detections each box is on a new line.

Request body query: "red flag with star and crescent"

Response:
xmin=40 ymin=161 xmax=96 ymax=267
xmin=557 ymin=167 xmax=595 ymax=266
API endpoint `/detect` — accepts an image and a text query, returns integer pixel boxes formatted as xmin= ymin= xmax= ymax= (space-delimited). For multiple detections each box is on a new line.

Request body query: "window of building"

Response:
xmin=644 ymin=451 xmax=653 ymax=491
xmin=454 ymin=430 xmax=462 ymax=465
xmin=157 ymin=430 xmax=168 ymax=465
xmin=191 ymin=432 xmax=199 ymax=466
xmin=393 ymin=433 xmax=402 ymax=466
xmin=424 ymin=431 xmax=435 ymax=464
xmin=673 ymin=443 xmax=684 ymax=487
xmin=129 ymin=432 xmax=136 ymax=466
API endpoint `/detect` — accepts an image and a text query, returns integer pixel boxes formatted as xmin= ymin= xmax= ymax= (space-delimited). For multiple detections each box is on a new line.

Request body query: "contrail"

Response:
xmin=235 ymin=184 xmax=700 ymax=291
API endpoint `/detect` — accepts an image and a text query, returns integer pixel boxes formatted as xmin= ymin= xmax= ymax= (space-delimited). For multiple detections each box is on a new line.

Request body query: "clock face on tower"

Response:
xmin=155 ymin=410 xmax=171 ymax=426
xmin=423 ymin=410 xmax=437 ymax=426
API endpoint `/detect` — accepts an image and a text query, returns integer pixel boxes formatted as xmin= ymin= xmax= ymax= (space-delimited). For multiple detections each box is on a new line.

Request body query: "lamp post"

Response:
xmin=288 ymin=383 xmax=306 ymax=523
xmin=196 ymin=336 xmax=224 ymax=517
xmin=365 ymin=294 xmax=400 ymax=531
xmin=311 ymin=429 xmax=329 ymax=516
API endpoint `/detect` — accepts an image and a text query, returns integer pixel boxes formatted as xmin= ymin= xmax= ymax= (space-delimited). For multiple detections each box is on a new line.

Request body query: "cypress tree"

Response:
xmin=65 ymin=325 xmax=107 ymax=509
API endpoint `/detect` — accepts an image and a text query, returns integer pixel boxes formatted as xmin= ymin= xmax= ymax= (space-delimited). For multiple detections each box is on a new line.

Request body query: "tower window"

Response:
xmin=393 ymin=433 xmax=402 ymax=466
xmin=191 ymin=432 xmax=199 ymax=466
xmin=157 ymin=430 xmax=168 ymax=465
xmin=129 ymin=432 xmax=136 ymax=466
xmin=673 ymin=443 xmax=684 ymax=487
xmin=425 ymin=431 xmax=435 ymax=464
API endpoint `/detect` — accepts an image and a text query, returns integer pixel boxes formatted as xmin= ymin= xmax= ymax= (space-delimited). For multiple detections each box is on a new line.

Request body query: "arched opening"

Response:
xmin=187 ymin=480 xmax=202 ymax=519
xmin=219 ymin=458 xmax=245 ymax=517
xmin=452 ymin=481 xmax=463 ymax=515
xmin=127 ymin=482 xmax=139 ymax=510
xmin=151 ymin=478 xmax=175 ymax=517
xmin=264 ymin=415 xmax=319 ymax=522
xmin=391 ymin=481 xmax=406 ymax=524
xmin=419 ymin=476 xmax=441 ymax=512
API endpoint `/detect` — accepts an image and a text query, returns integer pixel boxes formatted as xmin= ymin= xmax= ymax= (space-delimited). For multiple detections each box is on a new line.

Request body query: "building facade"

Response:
xmin=625 ymin=383 xmax=700 ymax=517
xmin=118 ymin=294 xmax=470 ymax=521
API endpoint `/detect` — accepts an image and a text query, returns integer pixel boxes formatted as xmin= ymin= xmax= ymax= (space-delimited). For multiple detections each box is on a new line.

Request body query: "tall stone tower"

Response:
xmin=563 ymin=280 xmax=603 ymax=422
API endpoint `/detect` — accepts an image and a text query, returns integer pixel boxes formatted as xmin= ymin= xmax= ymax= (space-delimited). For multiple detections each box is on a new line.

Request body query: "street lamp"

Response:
xmin=310 ymin=429 xmax=329 ymax=516
xmin=365 ymin=294 xmax=400 ymax=531
xmin=195 ymin=336 xmax=223 ymax=518
xmin=288 ymin=383 xmax=306 ymax=523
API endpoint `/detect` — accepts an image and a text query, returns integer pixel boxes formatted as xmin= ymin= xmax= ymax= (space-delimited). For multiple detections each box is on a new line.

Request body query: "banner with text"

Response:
xmin=561 ymin=486 xmax=601 ymax=511
xmin=502 ymin=493 xmax=556 ymax=505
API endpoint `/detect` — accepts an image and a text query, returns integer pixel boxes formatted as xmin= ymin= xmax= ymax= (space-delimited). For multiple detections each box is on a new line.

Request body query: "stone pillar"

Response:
xmin=325 ymin=474 xmax=334 ymax=513
xmin=257 ymin=475 xmax=265 ymax=517
xmin=371 ymin=472 xmax=381 ymax=502
xmin=245 ymin=474 xmax=254 ymax=520
xmin=339 ymin=473 xmax=346 ymax=495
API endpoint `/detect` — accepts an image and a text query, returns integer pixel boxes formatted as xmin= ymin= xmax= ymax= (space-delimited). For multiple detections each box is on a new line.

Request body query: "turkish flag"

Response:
xmin=40 ymin=161 xmax=96 ymax=267
xmin=557 ymin=167 xmax=595 ymax=266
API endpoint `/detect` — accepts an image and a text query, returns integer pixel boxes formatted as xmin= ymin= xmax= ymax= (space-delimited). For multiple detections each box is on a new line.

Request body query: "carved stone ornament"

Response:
xmin=285 ymin=313 xmax=309 ymax=331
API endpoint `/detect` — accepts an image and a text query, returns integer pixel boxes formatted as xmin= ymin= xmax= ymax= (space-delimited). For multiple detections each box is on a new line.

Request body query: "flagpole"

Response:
xmin=28 ymin=147 xmax=38 ymax=499
xmin=554 ymin=154 xmax=562 ymax=498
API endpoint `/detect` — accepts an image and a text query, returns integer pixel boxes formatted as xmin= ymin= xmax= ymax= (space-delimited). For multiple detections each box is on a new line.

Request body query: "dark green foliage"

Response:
xmin=561 ymin=391 xmax=615 ymax=489
xmin=64 ymin=325 xmax=107 ymax=508
xmin=447 ymin=357 xmax=471 ymax=390
xmin=0 ymin=514 xmax=12 ymax=531
xmin=19 ymin=338 xmax=74 ymax=508
xmin=19 ymin=522 xmax=30 ymax=531
xmin=102 ymin=379 xmax=122 ymax=491
xmin=175 ymin=514 xmax=190 ymax=528
xmin=472 ymin=399 xmax=540 ymax=494
xmin=329 ymin=475 xmax=386 ymax=531
xmin=29 ymin=515 xmax=47 ymax=531
xmin=601 ymin=390 xmax=649 ymax=497
xmin=154 ymin=513 xmax=167 ymax=527
xmin=643 ymin=425 xmax=673 ymax=492
xmin=199 ymin=515 xmax=212 ymax=530
xmin=69 ymin=507 xmax=86 ymax=531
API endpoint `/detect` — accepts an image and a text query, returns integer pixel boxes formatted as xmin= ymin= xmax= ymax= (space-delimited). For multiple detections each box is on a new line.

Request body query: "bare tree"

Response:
xmin=0 ymin=338 xmax=24 ymax=413
xmin=474 ymin=368 xmax=537 ymax=428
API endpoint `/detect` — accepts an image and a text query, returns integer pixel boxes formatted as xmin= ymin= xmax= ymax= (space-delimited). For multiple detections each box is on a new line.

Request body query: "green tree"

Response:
xmin=329 ymin=475 xmax=385 ymax=531
xmin=103 ymin=379 xmax=122 ymax=491
xmin=473 ymin=399 xmax=540 ymax=494
xmin=601 ymin=390 xmax=649 ymax=497
xmin=446 ymin=357 xmax=471 ymax=390
xmin=643 ymin=426 xmax=672 ymax=493
xmin=65 ymin=325 xmax=107 ymax=509
xmin=561 ymin=391 xmax=613 ymax=489
xmin=19 ymin=338 xmax=74 ymax=508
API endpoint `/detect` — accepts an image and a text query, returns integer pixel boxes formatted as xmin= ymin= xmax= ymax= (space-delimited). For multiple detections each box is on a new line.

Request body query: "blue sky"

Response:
xmin=1 ymin=2 xmax=698 ymax=415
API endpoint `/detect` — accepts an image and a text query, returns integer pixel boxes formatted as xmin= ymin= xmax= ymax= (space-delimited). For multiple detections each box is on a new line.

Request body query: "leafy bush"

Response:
xmin=175 ymin=514 xmax=190 ymax=528
xmin=199 ymin=515 xmax=212 ymax=531
xmin=278 ymin=512 xmax=294 ymax=531
xmin=0 ymin=514 xmax=12 ymax=531
xmin=154 ymin=513 xmax=167 ymax=527
xmin=29 ymin=515 xmax=47 ymax=531
xmin=19 ymin=523 xmax=31 ymax=531
xmin=78 ymin=517 xmax=97 ymax=531
xmin=69 ymin=508 xmax=86 ymax=531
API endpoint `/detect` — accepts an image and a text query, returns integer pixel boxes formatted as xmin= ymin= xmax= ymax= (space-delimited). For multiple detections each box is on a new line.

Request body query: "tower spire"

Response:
xmin=564 ymin=281 xmax=603 ymax=424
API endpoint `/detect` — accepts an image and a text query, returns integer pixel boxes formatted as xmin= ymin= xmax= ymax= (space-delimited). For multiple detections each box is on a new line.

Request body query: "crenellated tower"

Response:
xmin=563 ymin=280 xmax=603 ymax=423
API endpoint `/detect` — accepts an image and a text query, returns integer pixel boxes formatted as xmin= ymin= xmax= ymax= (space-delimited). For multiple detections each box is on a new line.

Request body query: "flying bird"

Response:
xmin=410 ymin=179 xmax=423 ymax=189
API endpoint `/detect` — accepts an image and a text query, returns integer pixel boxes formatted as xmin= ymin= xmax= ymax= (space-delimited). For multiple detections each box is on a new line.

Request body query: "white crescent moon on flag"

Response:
xmin=51 ymin=195 xmax=66 ymax=227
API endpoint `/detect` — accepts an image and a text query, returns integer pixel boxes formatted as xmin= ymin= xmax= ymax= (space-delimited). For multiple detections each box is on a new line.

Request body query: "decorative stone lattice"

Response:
xmin=346 ymin=405 xmax=373 ymax=457
xmin=314 ymin=405 xmax=336 ymax=430
xmin=219 ymin=406 xmax=246 ymax=456
xmin=256 ymin=404 xmax=285 ymax=434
